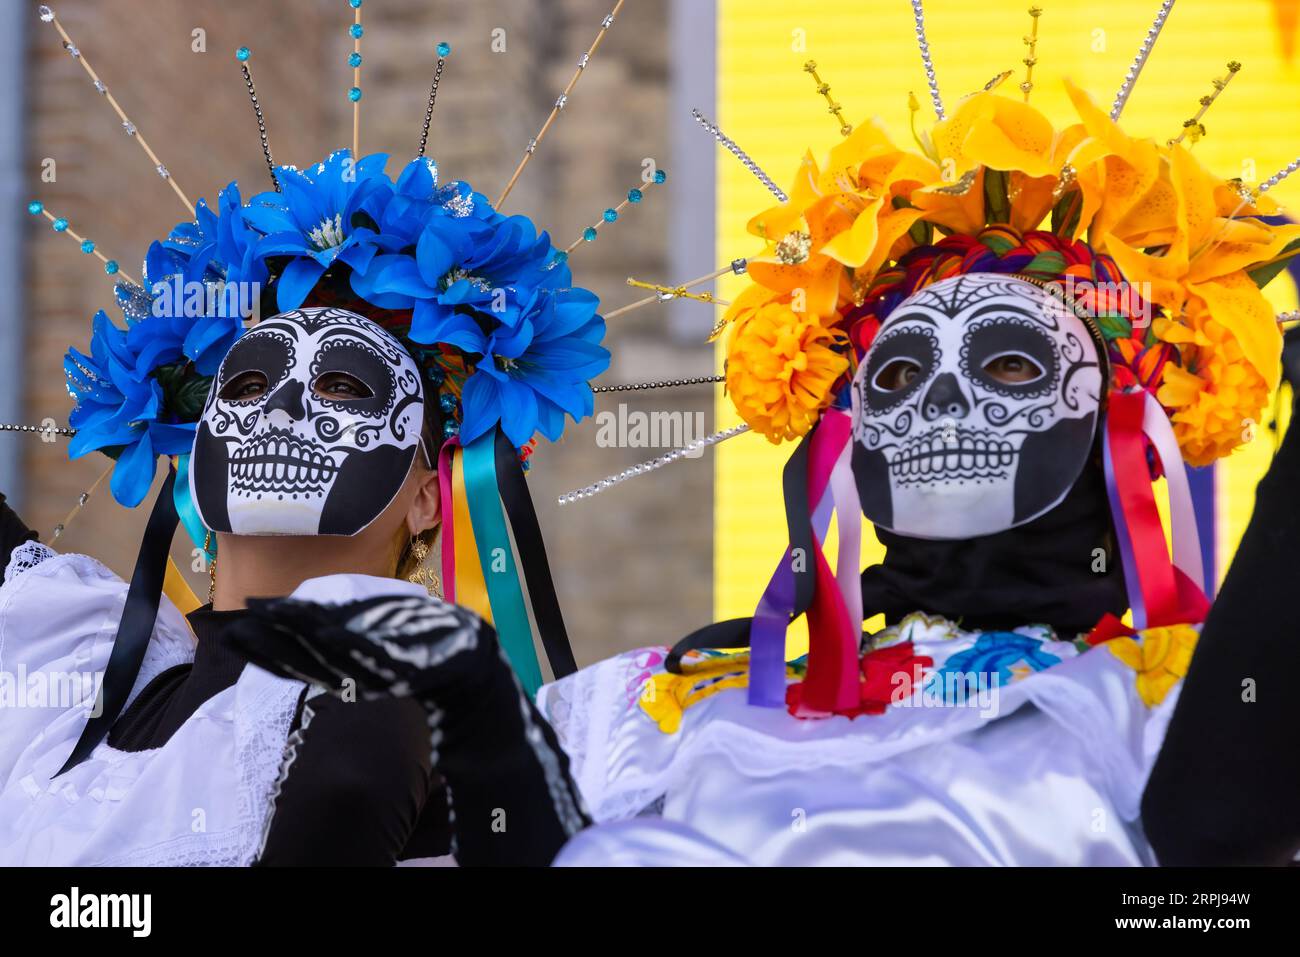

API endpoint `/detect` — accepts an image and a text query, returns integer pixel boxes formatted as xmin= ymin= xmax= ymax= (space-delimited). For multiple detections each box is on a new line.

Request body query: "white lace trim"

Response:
xmin=537 ymin=666 xmax=592 ymax=791
xmin=255 ymin=685 xmax=320 ymax=861
xmin=94 ymin=674 xmax=306 ymax=867
xmin=540 ymin=654 xmax=664 ymax=823
xmin=4 ymin=541 xmax=56 ymax=582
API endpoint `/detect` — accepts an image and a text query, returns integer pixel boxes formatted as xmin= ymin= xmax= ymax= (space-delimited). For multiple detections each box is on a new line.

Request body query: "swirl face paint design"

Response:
xmin=191 ymin=307 xmax=425 ymax=537
xmin=852 ymin=274 xmax=1102 ymax=539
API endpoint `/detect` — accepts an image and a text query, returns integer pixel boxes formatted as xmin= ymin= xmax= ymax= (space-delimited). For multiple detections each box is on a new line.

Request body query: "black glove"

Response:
xmin=228 ymin=593 xmax=492 ymax=706
xmin=228 ymin=593 xmax=591 ymax=865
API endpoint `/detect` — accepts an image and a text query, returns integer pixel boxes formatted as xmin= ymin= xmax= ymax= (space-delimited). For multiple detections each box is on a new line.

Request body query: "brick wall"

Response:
xmin=19 ymin=0 xmax=714 ymax=666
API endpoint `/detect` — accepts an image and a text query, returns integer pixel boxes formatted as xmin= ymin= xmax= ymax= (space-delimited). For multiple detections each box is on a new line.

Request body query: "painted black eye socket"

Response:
xmin=216 ymin=329 xmax=294 ymax=398
xmin=862 ymin=326 xmax=938 ymax=412
xmin=872 ymin=358 xmax=923 ymax=392
xmin=219 ymin=370 xmax=269 ymax=403
xmin=312 ymin=371 xmax=375 ymax=401
xmin=309 ymin=338 xmax=396 ymax=417
xmin=982 ymin=351 xmax=1044 ymax=385
xmin=963 ymin=318 xmax=1057 ymax=397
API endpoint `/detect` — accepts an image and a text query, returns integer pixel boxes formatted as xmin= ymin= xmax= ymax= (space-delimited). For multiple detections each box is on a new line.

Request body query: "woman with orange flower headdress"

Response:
xmin=539 ymin=14 xmax=1300 ymax=866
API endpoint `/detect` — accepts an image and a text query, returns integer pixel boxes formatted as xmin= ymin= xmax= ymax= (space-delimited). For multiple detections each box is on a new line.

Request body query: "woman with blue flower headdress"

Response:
xmin=0 ymin=148 xmax=600 ymax=867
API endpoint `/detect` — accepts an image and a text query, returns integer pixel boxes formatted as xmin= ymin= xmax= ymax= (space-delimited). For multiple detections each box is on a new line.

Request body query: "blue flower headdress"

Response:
xmin=67 ymin=150 xmax=608 ymax=508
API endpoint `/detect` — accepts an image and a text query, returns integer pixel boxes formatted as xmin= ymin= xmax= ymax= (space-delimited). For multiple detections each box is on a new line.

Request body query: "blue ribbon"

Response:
xmin=172 ymin=453 xmax=213 ymax=559
xmin=462 ymin=430 xmax=543 ymax=695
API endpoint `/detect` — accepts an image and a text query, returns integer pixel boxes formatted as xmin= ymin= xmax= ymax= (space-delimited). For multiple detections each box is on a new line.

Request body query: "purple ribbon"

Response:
xmin=747 ymin=488 xmax=834 ymax=707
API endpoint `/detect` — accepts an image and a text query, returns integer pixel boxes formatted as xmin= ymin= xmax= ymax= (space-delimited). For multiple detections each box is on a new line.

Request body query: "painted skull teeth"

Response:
xmin=889 ymin=430 xmax=1018 ymax=481
xmin=229 ymin=429 xmax=339 ymax=492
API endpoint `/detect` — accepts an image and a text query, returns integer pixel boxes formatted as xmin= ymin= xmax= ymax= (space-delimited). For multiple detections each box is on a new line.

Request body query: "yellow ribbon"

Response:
xmin=450 ymin=447 xmax=493 ymax=625
xmin=162 ymin=557 xmax=201 ymax=615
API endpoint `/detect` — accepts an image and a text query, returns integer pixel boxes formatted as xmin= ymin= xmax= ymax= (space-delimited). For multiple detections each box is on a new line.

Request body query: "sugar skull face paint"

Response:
xmin=191 ymin=307 xmax=425 ymax=537
xmin=852 ymin=274 xmax=1103 ymax=539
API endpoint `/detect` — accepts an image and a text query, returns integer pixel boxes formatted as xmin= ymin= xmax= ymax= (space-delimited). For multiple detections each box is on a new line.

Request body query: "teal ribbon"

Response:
xmin=462 ymin=430 xmax=543 ymax=695
xmin=172 ymin=453 xmax=213 ymax=560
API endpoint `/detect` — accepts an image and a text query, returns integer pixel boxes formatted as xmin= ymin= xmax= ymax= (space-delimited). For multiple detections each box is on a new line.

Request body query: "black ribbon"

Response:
xmin=492 ymin=429 xmax=578 ymax=680
xmin=56 ymin=468 xmax=179 ymax=776
xmin=666 ymin=427 xmax=818 ymax=674
xmin=782 ymin=425 xmax=817 ymax=615
xmin=664 ymin=618 xmax=752 ymax=674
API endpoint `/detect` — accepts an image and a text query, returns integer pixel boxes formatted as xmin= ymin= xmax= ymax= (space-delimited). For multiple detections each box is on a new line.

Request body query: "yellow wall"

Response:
xmin=714 ymin=0 xmax=1300 ymax=630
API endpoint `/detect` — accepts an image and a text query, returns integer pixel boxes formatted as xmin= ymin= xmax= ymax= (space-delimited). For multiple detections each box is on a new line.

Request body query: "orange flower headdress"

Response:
xmin=718 ymin=55 xmax=1298 ymax=469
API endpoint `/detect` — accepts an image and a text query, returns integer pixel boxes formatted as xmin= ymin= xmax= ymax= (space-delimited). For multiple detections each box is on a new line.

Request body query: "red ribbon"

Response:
xmin=792 ymin=412 xmax=860 ymax=714
xmin=1105 ymin=391 xmax=1209 ymax=628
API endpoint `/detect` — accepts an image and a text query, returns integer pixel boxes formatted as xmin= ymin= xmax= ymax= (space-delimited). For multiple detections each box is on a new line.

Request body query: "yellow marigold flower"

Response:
xmin=1106 ymin=624 xmax=1198 ymax=707
xmin=1155 ymin=311 xmax=1270 ymax=465
xmin=725 ymin=297 xmax=849 ymax=443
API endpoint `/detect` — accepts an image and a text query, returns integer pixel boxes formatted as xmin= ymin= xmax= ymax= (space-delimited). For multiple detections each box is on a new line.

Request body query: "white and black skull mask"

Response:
xmin=852 ymin=273 xmax=1103 ymax=539
xmin=191 ymin=306 xmax=425 ymax=537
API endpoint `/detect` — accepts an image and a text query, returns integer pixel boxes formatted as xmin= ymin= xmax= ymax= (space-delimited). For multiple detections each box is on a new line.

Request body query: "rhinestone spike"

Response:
xmin=910 ymin=0 xmax=945 ymax=119
xmin=1110 ymin=0 xmax=1176 ymax=121
xmin=691 ymin=109 xmax=787 ymax=203
xmin=1258 ymin=157 xmax=1300 ymax=193
xmin=591 ymin=375 xmax=724 ymax=395
xmin=558 ymin=424 xmax=750 ymax=504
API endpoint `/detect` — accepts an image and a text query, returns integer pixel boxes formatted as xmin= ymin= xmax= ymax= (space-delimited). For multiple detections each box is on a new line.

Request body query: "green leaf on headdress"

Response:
xmin=1023 ymin=250 xmax=1066 ymax=278
xmin=175 ymin=375 xmax=215 ymax=421
xmin=350 ymin=210 xmax=381 ymax=235
xmin=153 ymin=362 xmax=214 ymax=422
xmin=908 ymin=218 xmax=933 ymax=247
xmin=1093 ymin=312 xmax=1134 ymax=342
xmin=1247 ymin=237 xmax=1300 ymax=289
xmin=1050 ymin=188 xmax=1083 ymax=239
xmin=983 ymin=169 xmax=1011 ymax=226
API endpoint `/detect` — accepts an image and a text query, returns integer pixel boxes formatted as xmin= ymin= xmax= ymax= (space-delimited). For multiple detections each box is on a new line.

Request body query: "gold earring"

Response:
xmin=407 ymin=536 xmax=441 ymax=596
xmin=204 ymin=531 xmax=218 ymax=605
